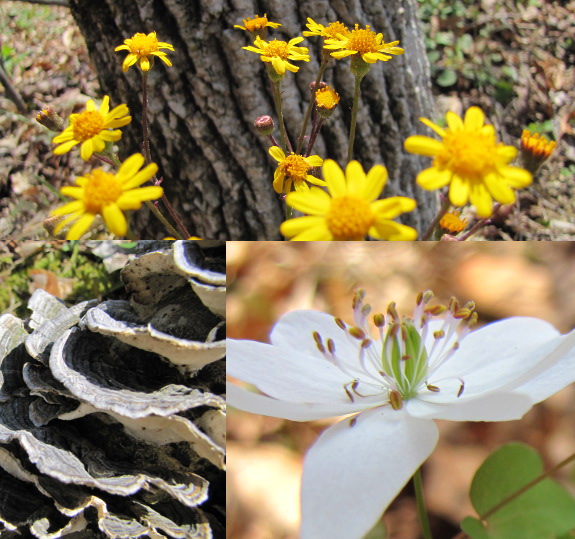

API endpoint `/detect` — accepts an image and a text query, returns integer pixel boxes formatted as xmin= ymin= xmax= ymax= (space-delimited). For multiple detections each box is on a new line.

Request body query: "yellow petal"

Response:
xmin=445 ymin=111 xmax=464 ymax=132
xmin=280 ymin=216 xmax=332 ymax=240
xmin=99 ymin=95 xmax=110 ymax=115
xmin=285 ymin=186 xmax=331 ymax=215
xmin=370 ymin=220 xmax=418 ymax=241
xmin=464 ymin=107 xmax=485 ymax=130
xmin=323 ymin=159 xmax=346 ymax=197
xmin=269 ymin=146 xmax=286 ymax=162
xmin=345 ymin=161 xmax=367 ymax=197
xmin=66 ymin=213 xmax=95 ymax=240
xmin=371 ymin=197 xmax=417 ymax=219
xmin=80 ymin=139 xmax=95 ymax=161
xmin=416 ymin=167 xmax=452 ymax=190
xmin=469 ymin=181 xmax=493 ymax=217
xmin=102 ymin=203 xmax=127 ymax=236
xmin=404 ymin=136 xmax=443 ymax=157
xmin=364 ymin=165 xmax=388 ymax=201
xmin=117 ymin=153 xmax=146 ymax=180
xmin=498 ymin=166 xmax=532 ymax=188
xmin=53 ymin=139 xmax=78 ymax=155
xmin=448 ymin=175 xmax=470 ymax=207
xmin=121 ymin=164 xmax=158 ymax=190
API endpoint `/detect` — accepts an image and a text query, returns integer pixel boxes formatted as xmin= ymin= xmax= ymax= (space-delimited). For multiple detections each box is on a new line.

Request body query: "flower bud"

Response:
xmin=519 ymin=129 xmax=556 ymax=174
xmin=254 ymin=115 xmax=274 ymax=136
xmin=36 ymin=107 xmax=64 ymax=132
xmin=315 ymin=86 xmax=340 ymax=119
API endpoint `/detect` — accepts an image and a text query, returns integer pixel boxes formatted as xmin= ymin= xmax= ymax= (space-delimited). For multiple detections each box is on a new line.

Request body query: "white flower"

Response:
xmin=227 ymin=290 xmax=575 ymax=539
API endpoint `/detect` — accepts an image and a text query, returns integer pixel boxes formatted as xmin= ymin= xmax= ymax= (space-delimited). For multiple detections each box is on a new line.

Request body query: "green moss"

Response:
xmin=0 ymin=242 xmax=124 ymax=319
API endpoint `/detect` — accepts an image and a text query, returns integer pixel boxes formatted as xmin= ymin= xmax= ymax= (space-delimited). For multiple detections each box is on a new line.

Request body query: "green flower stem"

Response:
xmin=421 ymin=196 xmax=451 ymax=241
xmin=452 ymin=451 xmax=575 ymax=539
xmin=347 ymin=74 xmax=363 ymax=163
xmin=413 ymin=467 xmax=433 ymax=539
xmin=141 ymin=71 xmax=191 ymax=239
xmin=272 ymin=79 xmax=291 ymax=153
xmin=296 ymin=61 xmax=327 ymax=155
xmin=144 ymin=200 xmax=182 ymax=239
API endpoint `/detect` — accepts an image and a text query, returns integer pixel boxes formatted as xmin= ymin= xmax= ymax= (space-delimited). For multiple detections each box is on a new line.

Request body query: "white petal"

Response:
xmin=227 ymin=383 xmax=369 ymax=420
xmin=227 ymin=339 xmax=357 ymax=403
xmin=406 ymin=391 xmax=534 ymax=421
xmin=512 ymin=329 xmax=575 ymax=402
xmin=300 ymin=407 xmax=438 ymax=539
xmin=429 ymin=317 xmax=562 ymax=401
xmin=270 ymin=310 xmax=370 ymax=370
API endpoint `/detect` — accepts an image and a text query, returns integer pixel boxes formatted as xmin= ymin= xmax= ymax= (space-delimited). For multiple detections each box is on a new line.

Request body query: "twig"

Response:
xmin=0 ymin=58 xmax=26 ymax=113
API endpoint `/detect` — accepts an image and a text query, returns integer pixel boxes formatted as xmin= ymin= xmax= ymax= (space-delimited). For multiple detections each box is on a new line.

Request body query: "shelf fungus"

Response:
xmin=0 ymin=241 xmax=225 ymax=538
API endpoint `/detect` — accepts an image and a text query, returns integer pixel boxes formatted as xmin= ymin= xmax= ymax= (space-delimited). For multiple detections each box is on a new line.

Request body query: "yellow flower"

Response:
xmin=242 ymin=36 xmax=310 ymax=75
xmin=163 ymin=237 xmax=203 ymax=240
xmin=323 ymin=24 xmax=404 ymax=64
xmin=115 ymin=31 xmax=174 ymax=72
xmin=280 ymin=159 xmax=417 ymax=241
xmin=302 ymin=18 xmax=349 ymax=39
xmin=51 ymin=153 xmax=163 ymax=239
xmin=52 ymin=96 xmax=131 ymax=161
xmin=234 ymin=13 xmax=281 ymax=33
xmin=439 ymin=209 xmax=468 ymax=234
xmin=269 ymin=146 xmax=325 ymax=194
xmin=404 ymin=107 xmax=533 ymax=217
xmin=520 ymin=129 xmax=556 ymax=174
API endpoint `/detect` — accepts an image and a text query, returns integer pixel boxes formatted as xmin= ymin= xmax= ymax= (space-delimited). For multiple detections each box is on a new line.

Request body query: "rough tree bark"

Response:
xmin=68 ymin=0 xmax=437 ymax=240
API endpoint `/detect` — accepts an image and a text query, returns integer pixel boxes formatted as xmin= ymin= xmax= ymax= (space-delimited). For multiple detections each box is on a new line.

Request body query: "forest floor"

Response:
xmin=0 ymin=0 xmax=574 ymax=239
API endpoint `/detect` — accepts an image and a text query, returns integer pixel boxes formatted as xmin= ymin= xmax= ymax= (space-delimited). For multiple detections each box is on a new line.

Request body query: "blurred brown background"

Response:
xmin=227 ymin=242 xmax=575 ymax=539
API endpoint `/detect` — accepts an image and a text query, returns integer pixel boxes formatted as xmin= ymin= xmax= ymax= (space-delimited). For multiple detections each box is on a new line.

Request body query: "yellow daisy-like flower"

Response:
xmin=52 ymin=96 xmax=131 ymax=161
xmin=242 ymin=36 xmax=310 ymax=75
xmin=323 ymin=24 xmax=404 ymax=64
xmin=115 ymin=31 xmax=174 ymax=72
xmin=234 ymin=13 xmax=281 ymax=33
xmin=439 ymin=209 xmax=468 ymax=234
xmin=50 ymin=153 xmax=163 ymax=240
xmin=302 ymin=18 xmax=349 ymax=39
xmin=269 ymin=146 xmax=325 ymax=194
xmin=280 ymin=159 xmax=417 ymax=241
xmin=404 ymin=107 xmax=533 ymax=218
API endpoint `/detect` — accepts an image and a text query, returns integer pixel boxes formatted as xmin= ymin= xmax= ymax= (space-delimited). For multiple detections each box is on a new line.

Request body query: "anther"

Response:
xmin=390 ymin=390 xmax=403 ymax=410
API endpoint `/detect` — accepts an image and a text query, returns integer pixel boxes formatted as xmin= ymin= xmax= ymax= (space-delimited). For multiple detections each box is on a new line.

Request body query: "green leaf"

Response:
xmin=463 ymin=443 xmax=575 ymax=539
xmin=436 ymin=69 xmax=458 ymax=87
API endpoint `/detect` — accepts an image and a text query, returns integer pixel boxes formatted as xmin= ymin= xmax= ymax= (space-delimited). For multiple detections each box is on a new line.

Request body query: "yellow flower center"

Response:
xmin=438 ymin=130 xmax=498 ymax=180
xmin=325 ymin=196 xmax=374 ymax=240
xmin=83 ymin=169 xmax=123 ymax=214
xmin=71 ymin=110 xmax=104 ymax=141
xmin=266 ymin=39 xmax=290 ymax=59
xmin=347 ymin=25 xmax=379 ymax=53
xmin=243 ymin=14 xmax=270 ymax=31
xmin=129 ymin=33 xmax=159 ymax=55
xmin=316 ymin=87 xmax=340 ymax=109
xmin=325 ymin=21 xmax=349 ymax=39
xmin=439 ymin=210 xmax=468 ymax=233
xmin=280 ymin=154 xmax=311 ymax=181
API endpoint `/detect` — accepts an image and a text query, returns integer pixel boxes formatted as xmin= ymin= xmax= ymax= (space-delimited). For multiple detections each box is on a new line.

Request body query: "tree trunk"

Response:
xmin=68 ymin=0 xmax=436 ymax=240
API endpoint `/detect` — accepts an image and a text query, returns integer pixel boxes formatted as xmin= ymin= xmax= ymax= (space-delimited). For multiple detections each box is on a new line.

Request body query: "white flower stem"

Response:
xmin=413 ymin=467 xmax=433 ymax=539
